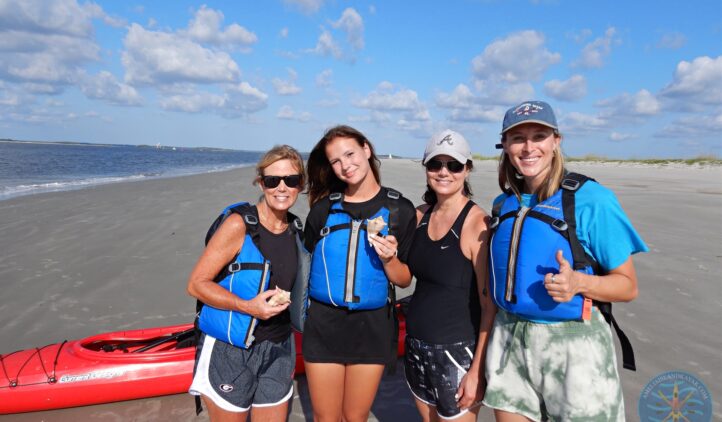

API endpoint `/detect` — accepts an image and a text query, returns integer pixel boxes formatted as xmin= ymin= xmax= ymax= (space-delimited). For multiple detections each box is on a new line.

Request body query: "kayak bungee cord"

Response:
xmin=0 ymin=341 xmax=67 ymax=388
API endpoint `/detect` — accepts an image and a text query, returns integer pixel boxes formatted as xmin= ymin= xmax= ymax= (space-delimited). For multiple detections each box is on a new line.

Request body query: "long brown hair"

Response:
xmin=307 ymin=125 xmax=381 ymax=206
xmin=422 ymin=160 xmax=474 ymax=205
xmin=497 ymin=133 xmax=565 ymax=202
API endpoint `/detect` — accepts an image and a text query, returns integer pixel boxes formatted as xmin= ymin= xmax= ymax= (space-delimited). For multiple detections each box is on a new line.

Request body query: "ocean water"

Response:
xmin=0 ymin=141 xmax=264 ymax=201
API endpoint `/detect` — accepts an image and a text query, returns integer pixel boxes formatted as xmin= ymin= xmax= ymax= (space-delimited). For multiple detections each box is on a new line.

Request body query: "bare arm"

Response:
xmin=456 ymin=206 xmax=497 ymax=409
xmin=186 ymin=213 xmax=288 ymax=320
xmin=544 ymin=251 xmax=639 ymax=303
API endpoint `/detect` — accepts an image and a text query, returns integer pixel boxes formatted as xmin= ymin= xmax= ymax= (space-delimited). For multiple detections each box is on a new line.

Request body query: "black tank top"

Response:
xmin=406 ymin=200 xmax=480 ymax=344
xmin=254 ymin=223 xmax=297 ymax=343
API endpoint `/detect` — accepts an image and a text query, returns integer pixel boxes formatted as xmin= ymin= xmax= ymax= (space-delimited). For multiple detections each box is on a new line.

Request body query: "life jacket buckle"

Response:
xmin=320 ymin=226 xmax=330 ymax=237
xmin=329 ymin=192 xmax=343 ymax=202
xmin=489 ymin=216 xmax=500 ymax=230
xmin=228 ymin=262 xmax=242 ymax=273
xmin=244 ymin=214 xmax=258 ymax=225
xmin=551 ymin=219 xmax=568 ymax=231
xmin=561 ymin=178 xmax=581 ymax=191
xmin=386 ymin=190 xmax=400 ymax=200
xmin=293 ymin=218 xmax=304 ymax=231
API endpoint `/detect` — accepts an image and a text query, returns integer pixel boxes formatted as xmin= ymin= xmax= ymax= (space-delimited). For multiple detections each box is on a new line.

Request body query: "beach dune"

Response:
xmin=1 ymin=159 xmax=720 ymax=421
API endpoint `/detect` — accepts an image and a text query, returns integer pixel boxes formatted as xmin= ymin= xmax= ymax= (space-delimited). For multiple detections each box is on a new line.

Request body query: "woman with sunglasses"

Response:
xmin=303 ymin=125 xmax=416 ymax=422
xmin=404 ymin=130 xmax=496 ymax=421
xmin=187 ymin=145 xmax=307 ymax=421
xmin=482 ymin=101 xmax=647 ymax=421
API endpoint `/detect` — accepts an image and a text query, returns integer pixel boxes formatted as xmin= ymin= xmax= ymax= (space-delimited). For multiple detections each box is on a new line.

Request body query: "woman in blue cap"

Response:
xmin=482 ymin=101 xmax=648 ymax=421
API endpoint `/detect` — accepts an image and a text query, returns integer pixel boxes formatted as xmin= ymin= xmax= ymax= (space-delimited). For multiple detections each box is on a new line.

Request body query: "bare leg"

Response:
xmin=414 ymin=399 xmax=440 ymax=422
xmin=305 ymin=362 xmax=346 ymax=422
xmin=251 ymin=401 xmax=289 ymax=422
xmin=494 ymin=409 xmax=534 ymax=422
xmin=202 ymin=395 xmax=248 ymax=422
xmin=341 ymin=364 xmax=385 ymax=422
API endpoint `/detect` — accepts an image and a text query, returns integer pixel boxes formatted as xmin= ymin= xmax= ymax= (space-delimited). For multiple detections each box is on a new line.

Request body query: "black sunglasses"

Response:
xmin=262 ymin=174 xmax=302 ymax=188
xmin=425 ymin=159 xmax=465 ymax=173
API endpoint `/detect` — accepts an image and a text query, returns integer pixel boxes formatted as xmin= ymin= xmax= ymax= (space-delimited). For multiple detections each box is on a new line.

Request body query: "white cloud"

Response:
xmin=471 ymin=31 xmax=561 ymax=84
xmin=353 ymin=82 xmax=430 ymax=132
xmin=354 ymin=82 xmax=425 ymax=114
xmin=474 ymin=80 xmax=535 ymax=105
xmin=277 ymin=105 xmax=312 ymax=122
xmin=81 ymin=71 xmax=142 ymax=106
xmin=308 ymin=28 xmax=343 ymax=59
xmin=272 ymin=68 xmax=302 ymax=95
xmin=435 ymin=84 xmax=503 ymax=122
xmin=185 ymin=5 xmax=258 ymax=51
xmin=279 ymin=27 xmax=289 ymax=38
xmin=159 ymin=91 xmax=225 ymax=113
xmin=331 ymin=8 xmax=364 ymax=51
xmin=658 ymin=113 xmax=722 ymax=138
xmin=568 ymin=29 xmax=593 ymax=44
xmin=284 ymin=0 xmax=325 ymax=14
xmin=562 ymin=111 xmax=610 ymax=133
xmin=660 ymin=56 xmax=722 ymax=109
xmin=609 ymin=132 xmax=633 ymax=142
xmin=159 ymin=82 xmax=268 ymax=117
xmin=316 ymin=69 xmax=333 ymax=87
xmin=597 ymin=89 xmax=661 ymax=119
xmin=544 ymin=75 xmax=587 ymax=102
xmin=573 ymin=27 xmax=617 ymax=69
xmin=122 ymin=23 xmax=241 ymax=85
xmin=657 ymin=31 xmax=686 ymax=49
xmin=0 ymin=0 xmax=105 ymax=87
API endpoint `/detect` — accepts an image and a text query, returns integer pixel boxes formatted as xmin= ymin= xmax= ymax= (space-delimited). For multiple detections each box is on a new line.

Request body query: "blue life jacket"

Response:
xmin=309 ymin=190 xmax=401 ymax=310
xmin=489 ymin=183 xmax=595 ymax=322
xmin=196 ymin=202 xmax=310 ymax=349
xmin=489 ymin=173 xmax=636 ymax=371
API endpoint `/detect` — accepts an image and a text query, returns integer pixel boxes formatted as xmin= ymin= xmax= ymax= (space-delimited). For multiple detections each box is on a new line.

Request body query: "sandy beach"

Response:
xmin=1 ymin=159 xmax=720 ymax=421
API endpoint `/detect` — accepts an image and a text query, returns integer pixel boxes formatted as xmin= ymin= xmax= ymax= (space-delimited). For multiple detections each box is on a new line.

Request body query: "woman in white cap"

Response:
xmin=482 ymin=101 xmax=648 ymax=421
xmin=404 ymin=129 xmax=496 ymax=421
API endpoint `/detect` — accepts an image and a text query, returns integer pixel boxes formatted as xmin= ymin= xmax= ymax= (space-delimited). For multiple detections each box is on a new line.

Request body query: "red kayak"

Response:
xmin=0 ymin=308 xmax=407 ymax=414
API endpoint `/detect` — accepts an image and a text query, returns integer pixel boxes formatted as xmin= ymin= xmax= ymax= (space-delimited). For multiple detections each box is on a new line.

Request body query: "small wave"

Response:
xmin=0 ymin=175 xmax=148 ymax=200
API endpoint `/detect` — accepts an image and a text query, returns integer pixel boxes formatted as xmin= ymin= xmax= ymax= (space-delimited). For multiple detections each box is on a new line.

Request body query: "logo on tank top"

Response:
xmin=638 ymin=371 xmax=712 ymax=422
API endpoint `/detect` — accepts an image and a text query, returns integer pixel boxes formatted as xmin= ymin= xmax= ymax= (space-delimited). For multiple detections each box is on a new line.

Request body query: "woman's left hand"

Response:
xmin=456 ymin=371 xmax=484 ymax=410
xmin=544 ymin=250 xmax=581 ymax=302
xmin=370 ymin=234 xmax=398 ymax=263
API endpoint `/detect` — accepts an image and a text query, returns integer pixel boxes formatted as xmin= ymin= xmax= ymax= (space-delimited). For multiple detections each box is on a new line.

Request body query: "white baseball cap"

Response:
xmin=422 ymin=129 xmax=472 ymax=164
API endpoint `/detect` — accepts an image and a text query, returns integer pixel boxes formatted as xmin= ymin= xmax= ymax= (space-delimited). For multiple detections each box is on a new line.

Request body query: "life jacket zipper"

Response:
xmin=344 ymin=220 xmax=362 ymax=303
xmin=244 ymin=259 xmax=270 ymax=347
xmin=505 ymin=206 xmax=530 ymax=303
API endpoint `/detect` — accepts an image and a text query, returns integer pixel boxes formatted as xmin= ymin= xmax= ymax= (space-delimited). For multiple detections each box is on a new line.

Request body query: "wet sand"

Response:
xmin=1 ymin=159 xmax=720 ymax=420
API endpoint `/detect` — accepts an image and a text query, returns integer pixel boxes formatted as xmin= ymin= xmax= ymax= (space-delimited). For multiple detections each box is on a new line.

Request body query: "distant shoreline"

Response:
xmin=2 ymin=138 xmax=719 ymax=165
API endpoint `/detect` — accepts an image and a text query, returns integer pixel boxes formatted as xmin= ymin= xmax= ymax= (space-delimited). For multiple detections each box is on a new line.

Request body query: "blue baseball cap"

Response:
xmin=501 ymin=100 xmax=558 ymax=134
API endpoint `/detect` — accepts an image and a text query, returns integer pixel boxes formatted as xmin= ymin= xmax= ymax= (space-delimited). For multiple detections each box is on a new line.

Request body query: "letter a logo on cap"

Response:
xmin=438 ymin=134 xmax=454 ymax=145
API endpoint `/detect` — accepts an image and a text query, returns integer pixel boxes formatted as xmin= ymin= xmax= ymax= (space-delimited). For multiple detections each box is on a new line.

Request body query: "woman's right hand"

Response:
xmin=244 ymin=289 xmax=291 ymax=320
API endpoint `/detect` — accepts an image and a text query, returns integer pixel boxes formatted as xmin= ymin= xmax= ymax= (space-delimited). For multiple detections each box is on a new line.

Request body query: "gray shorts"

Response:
xmin=189 ymin=333 xmax=295 ymax=412
xmin=482 ymin=309 xmax=624 ymax=421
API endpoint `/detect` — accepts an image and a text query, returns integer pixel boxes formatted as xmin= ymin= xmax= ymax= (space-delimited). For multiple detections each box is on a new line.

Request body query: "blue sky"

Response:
xmin=1 ymin=0 xmax=720 ymax=158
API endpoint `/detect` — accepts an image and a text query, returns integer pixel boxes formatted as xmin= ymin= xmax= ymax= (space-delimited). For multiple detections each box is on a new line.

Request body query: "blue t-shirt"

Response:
xmin=493 ymin=180 xmax=648 ymax=271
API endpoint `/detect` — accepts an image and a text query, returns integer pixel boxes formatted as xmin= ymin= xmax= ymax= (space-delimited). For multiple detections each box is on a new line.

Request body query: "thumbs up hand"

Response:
xmin=544 ymin=250 xmax=579 ymax=303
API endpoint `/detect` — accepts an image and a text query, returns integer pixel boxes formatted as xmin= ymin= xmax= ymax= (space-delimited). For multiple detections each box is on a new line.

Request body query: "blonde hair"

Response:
xmin=497 ymin=133 xmax=565 ymax=202
xmin=254 ymin=145 xmax=306 ymax=188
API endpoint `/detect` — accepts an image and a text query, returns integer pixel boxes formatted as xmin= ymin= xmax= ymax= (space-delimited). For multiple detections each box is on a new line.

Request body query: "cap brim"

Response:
xmin=423 ymin=150 xmax=470 ymax=165
xmin=501 ymin=120 xmax=558 ymax=134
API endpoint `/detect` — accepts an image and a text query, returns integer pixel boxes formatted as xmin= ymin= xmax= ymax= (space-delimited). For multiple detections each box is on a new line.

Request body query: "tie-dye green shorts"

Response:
xmin=482 ymin=309 xmax=624 ymax=421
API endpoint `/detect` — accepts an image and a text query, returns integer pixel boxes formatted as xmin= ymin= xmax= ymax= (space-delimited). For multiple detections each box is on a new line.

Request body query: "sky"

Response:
xmin=0 ymin=0 xmax=721 ymax=159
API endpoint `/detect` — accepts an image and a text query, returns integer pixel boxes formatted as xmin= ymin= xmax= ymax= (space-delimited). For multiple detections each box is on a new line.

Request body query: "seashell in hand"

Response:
xmin=366 ymin=216 xmax=387 ymax=241
xmin=268 ymin=288 xmax=291 ymax=306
